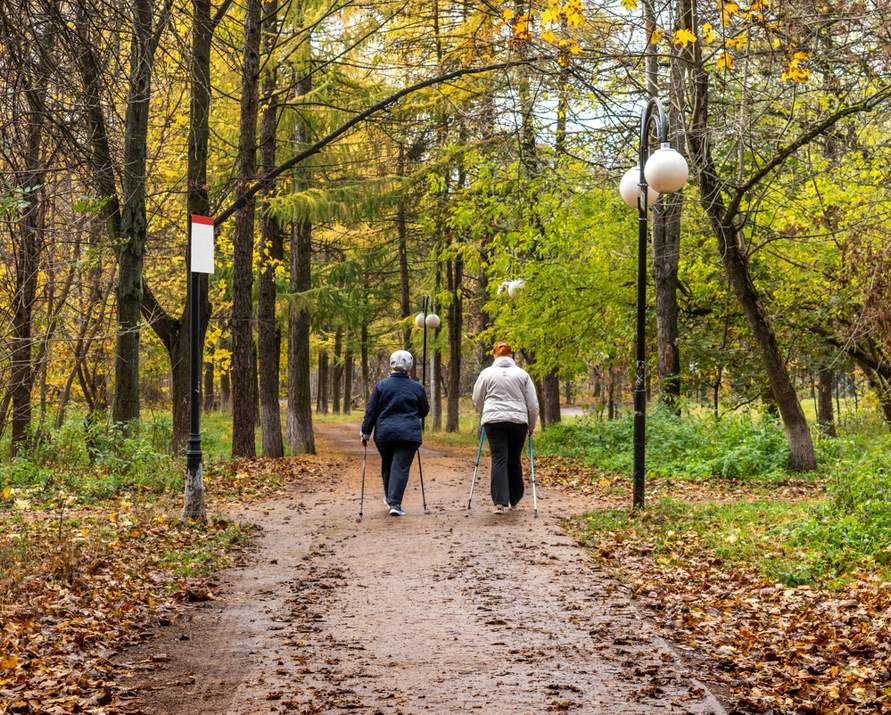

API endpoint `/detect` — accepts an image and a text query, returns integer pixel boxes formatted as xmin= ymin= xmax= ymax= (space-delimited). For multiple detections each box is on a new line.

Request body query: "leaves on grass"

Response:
xmin=0 ymin=452 xmax=346 ymax=714
xmin=568 ymin=509 xmax=890 ymax=713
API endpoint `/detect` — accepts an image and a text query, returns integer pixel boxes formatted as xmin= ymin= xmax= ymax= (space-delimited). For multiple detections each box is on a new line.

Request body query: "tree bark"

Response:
xmin=332 ymin=328 xmax=343 ymax=413
xmin=231 ymin=0 xmax=261 ymax=457
xmin=681 ymin=0 xmax=816 ymax=470
xmin=397 ymin=143 xmax=412 ymax=351
xmin=360 ymin=322 xmax=370 ymax=402
xmin=257 ymin=0 xmax=284 ymax=457
xmin=10 ymin=40 xmax=50 ymax=455
xmin=446 ymin=258 xmax=463 ymax=432
xmin=432 ymin=336 xmax=443 ymax=431
xmin=316 ymin=350 xmax=329 ymax=414
xmin=343 ymin=342 xmax=354 ymax=415
xmin=817 ymin=368 xmax=836 ymax=437
xmin=203 ymin=361 xmax=215 ymax=412
xmin=543 ymin=373 xmax=561 ymax=425
xmin=285 ymin=32 xmax=315 ymax=453
xmin=113 ymin=0 xmax=159 ymax=426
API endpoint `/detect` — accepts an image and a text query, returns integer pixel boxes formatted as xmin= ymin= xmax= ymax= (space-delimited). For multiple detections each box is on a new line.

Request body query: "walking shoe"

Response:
xmin=388 ymin=505 xmax=406 ymax=517
xmin=492 ymin=504 xmax=506 ymax=515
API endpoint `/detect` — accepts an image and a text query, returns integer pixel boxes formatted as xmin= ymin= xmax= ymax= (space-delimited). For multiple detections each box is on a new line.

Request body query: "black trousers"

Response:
xmin=484 ymin=422 xmax=527 ymax=507
xmin=377 ymin=441 xmax=418 ymax=508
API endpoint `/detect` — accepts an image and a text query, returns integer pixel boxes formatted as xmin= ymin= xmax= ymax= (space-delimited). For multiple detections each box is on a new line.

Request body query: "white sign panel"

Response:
xmin=190 ymin=215 xmax=215 ymax=274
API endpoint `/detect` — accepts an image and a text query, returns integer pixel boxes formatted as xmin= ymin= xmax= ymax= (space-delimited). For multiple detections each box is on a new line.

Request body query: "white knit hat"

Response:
xmin=389 ymin=350 xmax=414 ymax=371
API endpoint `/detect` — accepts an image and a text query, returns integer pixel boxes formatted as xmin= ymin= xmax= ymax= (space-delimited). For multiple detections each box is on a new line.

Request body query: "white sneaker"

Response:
xmin=493 ymin=505 xmax=506 ymax=515
xmin=388 ymin=506 xmax=406 ymax=517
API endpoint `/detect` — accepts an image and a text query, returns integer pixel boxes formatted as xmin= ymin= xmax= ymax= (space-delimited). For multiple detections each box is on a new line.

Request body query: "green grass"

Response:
xmin=574 ymin=491 xmax=889 ymax=586
xmin=159 ymin=521 xmax=252 ymax=578
xmin=538 ymin=407 xmax=797 ymax=482
xmin=556 ymin=408 xmax=891 ymax=584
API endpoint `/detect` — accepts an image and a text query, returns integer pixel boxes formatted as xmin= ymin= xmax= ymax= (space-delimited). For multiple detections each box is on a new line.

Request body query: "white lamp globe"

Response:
xmin=414 ymin=312 xmax=425 ymax=329
xmin=507 ymin=279 xmax=525 ymax=299
xmin=425 ymin=312 xmax=441 ymax=329
xmin=644 ymin=144 xmax=689 ymax=193
xmin=619 ymin=167 xmax=659 ymax=209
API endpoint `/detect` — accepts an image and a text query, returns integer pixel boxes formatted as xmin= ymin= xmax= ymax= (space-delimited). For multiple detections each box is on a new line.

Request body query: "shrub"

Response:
xmin=538 ymin=408 xmax=792 ymax=481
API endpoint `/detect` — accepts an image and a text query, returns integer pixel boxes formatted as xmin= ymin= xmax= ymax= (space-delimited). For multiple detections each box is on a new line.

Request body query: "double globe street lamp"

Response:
xmin=617 ymin=98 xmax=689 ymax=509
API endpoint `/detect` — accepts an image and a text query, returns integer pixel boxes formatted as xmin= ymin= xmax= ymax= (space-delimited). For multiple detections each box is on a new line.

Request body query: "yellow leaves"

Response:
xmin=725 ymin=34 xmax=748 ymax=50
xmin=500 ymin=8 xmax=515 ymax=21
xmin=782 ymin=51 xmax=811 ymax=83
xmin=512 ymin=11 xmax=531 ymax=41
xmin=563 ymin=0 xmax=585 ymax=27
xmin=540 ymin=7 xmax=560 ymax=25
xmin=13 ymin=498 xmax=31 ymax=511
xmin=717 ymin=0 xmax=739 ymax=24
xmin=749 ymin=0 xmax=769 ymax=10
xmin=650 ymin=27 xmax=664 ymax=45
xmin=0 ymin=654 xmax=18 ymax=670
xmin=702 ymin=22 xmax=716 ymax=44
xmin=2 ymin=487 xmax=10 ymax=500
xmin=672 ymin=29 xmax=697 ymax=48
xmin=620 ymin=0 xmax=639 ymax=11
xmin=716 ymin=50 xmax=734 ymax=70
xmin=541 ymin=29 xmax=557 ymax=44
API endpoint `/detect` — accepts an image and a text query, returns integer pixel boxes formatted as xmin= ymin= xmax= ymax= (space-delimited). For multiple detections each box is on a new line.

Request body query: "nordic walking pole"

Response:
xmin=466 ymin=427 xmax=485 ymax=510
xmin=358 ymin=441 xmax=367 ymax=522
xmin=528 ymin=433 xmax=539 ymax=518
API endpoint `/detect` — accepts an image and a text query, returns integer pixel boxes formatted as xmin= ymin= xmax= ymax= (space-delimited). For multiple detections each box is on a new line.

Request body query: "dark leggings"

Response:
xmin=484 ymin=422 xmax=527 ymax=507
xmin=377 ymin=441 xmax=418 ymax=507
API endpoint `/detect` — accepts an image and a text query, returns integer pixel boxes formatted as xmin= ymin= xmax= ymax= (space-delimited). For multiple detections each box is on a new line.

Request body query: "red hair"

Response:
xmin=493 ymin=342 xmax=512 ymax=357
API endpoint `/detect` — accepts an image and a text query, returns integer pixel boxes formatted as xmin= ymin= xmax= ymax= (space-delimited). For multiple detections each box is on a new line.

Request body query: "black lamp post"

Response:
xmin=183 ymin=214 xmax=214 ymax=520
xmin=619 ymin=98 xmax=689 ymax=509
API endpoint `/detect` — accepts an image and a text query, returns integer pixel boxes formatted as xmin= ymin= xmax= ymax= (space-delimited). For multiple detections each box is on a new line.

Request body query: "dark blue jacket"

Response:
xmin=361 ymin=372 xmax=430 ymax=444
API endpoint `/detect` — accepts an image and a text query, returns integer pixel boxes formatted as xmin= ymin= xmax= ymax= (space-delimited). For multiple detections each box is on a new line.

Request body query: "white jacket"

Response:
xmin=472 ymin=357 xmax=540 ymax=429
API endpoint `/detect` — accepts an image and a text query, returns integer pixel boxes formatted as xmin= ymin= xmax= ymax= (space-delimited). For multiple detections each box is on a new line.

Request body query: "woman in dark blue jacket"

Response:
xmin=360 ymin=350 xmax=429 ymax=516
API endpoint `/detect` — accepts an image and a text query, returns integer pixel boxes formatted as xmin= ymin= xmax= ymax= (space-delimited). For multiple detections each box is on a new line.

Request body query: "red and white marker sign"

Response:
xmin=190 ymin=215 xmax=215 ymax=274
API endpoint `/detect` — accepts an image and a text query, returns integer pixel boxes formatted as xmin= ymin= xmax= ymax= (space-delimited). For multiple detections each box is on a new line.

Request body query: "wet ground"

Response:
xmin=116 ymin=423 xmax=725 ymax=714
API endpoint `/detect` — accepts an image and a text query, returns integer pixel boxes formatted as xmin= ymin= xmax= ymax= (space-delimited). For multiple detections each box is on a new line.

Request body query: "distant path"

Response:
xmin=117 ymin=422 xmax=725 ymax=714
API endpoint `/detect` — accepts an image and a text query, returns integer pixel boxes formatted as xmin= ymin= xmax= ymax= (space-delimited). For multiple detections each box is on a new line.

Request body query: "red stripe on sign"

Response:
xmin=191 ymin=214 xmax=214 ymax=225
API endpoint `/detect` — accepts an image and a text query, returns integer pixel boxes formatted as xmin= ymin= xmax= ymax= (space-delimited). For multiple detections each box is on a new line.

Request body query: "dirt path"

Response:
xmin=117 ymin=423 xmax=726 ymax=714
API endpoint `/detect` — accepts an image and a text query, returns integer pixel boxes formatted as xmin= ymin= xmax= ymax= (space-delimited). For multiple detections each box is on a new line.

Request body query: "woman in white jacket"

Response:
xmin=472 ymin=342 xmax=540 ymax=514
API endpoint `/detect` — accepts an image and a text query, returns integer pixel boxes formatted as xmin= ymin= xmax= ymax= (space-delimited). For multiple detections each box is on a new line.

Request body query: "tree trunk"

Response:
xmin=817 ymin=368 xmax=836 ymax=437
xmin=360 ymin=322 xmax=370 ymax=402
xmin=10 ymin=71 xmax=48 ymax=455
xmin=287 ymin=215 xmax=318 ymax=454
xmin=397 ymin=143 xmax=412 ymax=351
xmin=220 ymin=360 xmax=231 ymax=410
xmin=332 ymin=328 xmax=343 ymax=413
xmin=534 ymin=377 xmax=545 ymax=426
xmin=682 ymin=0 xmax=816 ymax=470
xmin=343 ymin=343 xmax=354 ymax=415
xmin=285 ymin=43 xmax=315 ymax=454
xmin=203 ymin=361 xmax=215 ymax=412
xmin=231 ymin=0 xmax=261 ymax=457
xmin=316 ymin=350 xmax=329 ymax=414
xmin=113 ymin=0 xmax=159 ymax=426
xmin=446 ymin=258 xmax=463 ymax=432
xmin=432 ymin=338 xmax=443 ymax=431
xmin=257 ymin=2 xmax=284 ymax=457
xmin=543 ymin=372 xmax=561 ymax=425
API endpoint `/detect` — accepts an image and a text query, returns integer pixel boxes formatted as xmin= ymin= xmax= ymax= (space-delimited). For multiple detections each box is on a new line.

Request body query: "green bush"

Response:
xmin=0 ymin=414 xmax=179 ymax=505
xmin=785 ymin=439 xmax=891 ymax=579
xmin=538 ymin=408 xmax=792 ymax=481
